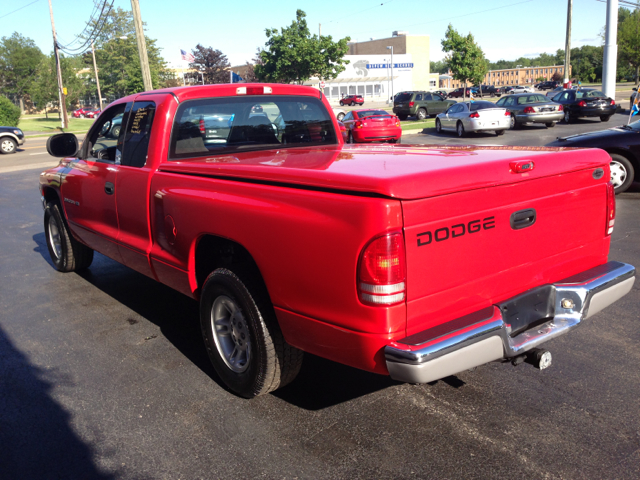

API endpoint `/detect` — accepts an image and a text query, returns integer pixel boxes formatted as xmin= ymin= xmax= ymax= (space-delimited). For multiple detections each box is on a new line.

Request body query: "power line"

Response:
xmin=0 ymin=0 xmax=40 ymax=20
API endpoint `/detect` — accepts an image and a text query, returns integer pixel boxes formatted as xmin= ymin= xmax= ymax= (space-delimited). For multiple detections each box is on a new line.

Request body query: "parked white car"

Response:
xmin=435 ymin=101 xmax=510 ymax=137
xmin=333 ymin=107 xmax=346 ymax=121
xmin=510 ymin=85 xmax=535 ymax=94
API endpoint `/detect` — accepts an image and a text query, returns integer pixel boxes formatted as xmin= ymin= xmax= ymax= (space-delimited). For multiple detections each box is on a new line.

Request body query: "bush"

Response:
xmin=0 ymin=97 xmax=21 ymax=127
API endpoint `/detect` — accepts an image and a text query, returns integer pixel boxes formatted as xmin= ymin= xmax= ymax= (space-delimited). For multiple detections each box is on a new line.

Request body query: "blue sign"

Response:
xmin=366 ymin=63 xmax=414 ymax=69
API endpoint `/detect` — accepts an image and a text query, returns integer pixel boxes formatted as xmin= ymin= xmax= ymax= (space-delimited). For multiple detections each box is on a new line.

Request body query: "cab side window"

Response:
xmin=120 ymin=101 xmax=156 ymax=168
xmin=83 ymin=104 xmax=127 ymax=162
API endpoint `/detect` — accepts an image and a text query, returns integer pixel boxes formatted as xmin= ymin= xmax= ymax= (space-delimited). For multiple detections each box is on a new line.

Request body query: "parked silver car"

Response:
xmin=510 ymin=85 xmax=534 ymax=94
xmin=496 ymin=93 xmax=564 ymax=129
xmin=435 ymin=101 xmax=510 ymax=137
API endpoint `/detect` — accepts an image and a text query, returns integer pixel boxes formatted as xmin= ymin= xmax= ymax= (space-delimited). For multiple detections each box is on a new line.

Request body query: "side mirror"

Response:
xmin=47 ymin=133 xmax=79 ymax=158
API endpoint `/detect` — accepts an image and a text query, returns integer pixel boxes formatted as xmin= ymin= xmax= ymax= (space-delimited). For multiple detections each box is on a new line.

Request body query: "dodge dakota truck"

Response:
xmin=40 ymin=84 xmax=636 ymax=398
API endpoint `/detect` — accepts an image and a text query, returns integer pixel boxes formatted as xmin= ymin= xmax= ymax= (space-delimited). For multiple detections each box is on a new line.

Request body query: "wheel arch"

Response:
xmin=0 ymin=132 xmax=20 ymax=143
xmin=193 ymin=234 xmax=270 ymax=303
xmin=604 ymin=148 xmax=640 ymax=181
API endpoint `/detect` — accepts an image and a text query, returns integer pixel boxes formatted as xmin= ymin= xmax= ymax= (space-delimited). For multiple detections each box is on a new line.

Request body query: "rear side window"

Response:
xmin=120 ymin=101 xmax=156 ymax=168
xmin=169 ymin=95 xmax=336 ymax=159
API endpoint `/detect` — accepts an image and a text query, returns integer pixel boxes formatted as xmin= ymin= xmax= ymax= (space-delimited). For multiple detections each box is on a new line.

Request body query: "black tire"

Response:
xmin=495 ymin=129 xmax=505 ymax=136
xmin=339 ymin=101 xmax=344 ymax=106
xmin=0 ymin=137 xmax=17 ymax=154
xmin=545 ymin=122 xmax=556 ymax=128
xmin=563 ymin=110 xmax=573 ymax=124
xmin=44 ymin=201 xmax=94 ymax=272
xmin=350 ymin=102 xmax=356 ymax=106
xmin=348 ymin=131 xmax=354 ymax=144
xmin=600 ymin=115 xmax=611 ymax=122
xmin=456 ymin=121 xmax=465 ymax=137
xmin=397 ymin=114 xmax=408 ymax=121
xmin=609 ymin=153 xmax=635 ymax=194
xmin=336 ymin=112 xmax=345 ymax=121
xmin=200 ymin=268 xmax=303 ymax=398
xmin=435 ymin=118 xmax=443 ymax=133
xmin=416 ymin=108 xmax=427 ymax=120
xmin=510 ymin=114 xmax=519 ymax=130
xmin=110 ymin=125 xmax=121 ymax=138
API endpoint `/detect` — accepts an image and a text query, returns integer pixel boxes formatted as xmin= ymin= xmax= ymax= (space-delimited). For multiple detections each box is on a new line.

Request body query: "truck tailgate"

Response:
xmin=402 ymin=165 xmax=611 ymax=336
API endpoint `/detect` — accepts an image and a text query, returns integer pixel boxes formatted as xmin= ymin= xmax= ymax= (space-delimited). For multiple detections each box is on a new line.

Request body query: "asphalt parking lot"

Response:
xmin=1 ymin=125 xmax=639 ymax=479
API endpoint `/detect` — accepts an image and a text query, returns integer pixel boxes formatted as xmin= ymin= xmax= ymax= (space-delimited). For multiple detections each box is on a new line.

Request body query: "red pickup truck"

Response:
xmin=40 ymin=84 xmax=635 ymax=398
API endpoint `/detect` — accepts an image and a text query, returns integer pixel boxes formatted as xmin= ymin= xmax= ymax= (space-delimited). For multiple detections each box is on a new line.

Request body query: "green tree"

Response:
xmin=82 ymin=6 xmax=168 ymax=99
xmin=31 ymin=56 xmax=58 ymax=118
xmin=255 ymin=10 xmax=350 ymax=83
xmin=617 ymin=7 xmax=640 ymax=84
xmin=0 ymin=32 xmax=44 ymax=111
xmin=0 ymin=96 xmax=20 ymax=126
xmin=430 ymin=60 xmax=449 ymax=74
xmin=186 ymin=45 xmax=230 ymax=84
xmin=441 ymin=24 xmax=487 ymax=100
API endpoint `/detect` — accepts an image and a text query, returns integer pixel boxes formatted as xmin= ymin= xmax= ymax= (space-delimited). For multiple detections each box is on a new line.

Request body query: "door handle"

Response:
xmin=105 ymin=182 xmax=115 ymax=195
xmin=510 ymin=209 xmax=536 ymax=230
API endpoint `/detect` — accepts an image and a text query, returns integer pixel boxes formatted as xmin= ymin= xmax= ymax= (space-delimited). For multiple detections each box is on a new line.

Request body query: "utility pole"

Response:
xmin=91 ymin=40 xmax=103 ymax=111
xmin=602 ymin=0 xmax=619 ymax=100
xmin=387 ymin=46 xmax=394 ymax=102
xmin=564 ymin=0 xmax=572 ymax=85
xmin=319 ymin=23 xmax=321 ymax=37
xmin=48 ymin=0 xmax=69 ymax=129
xmin=131 ymin=0 xmax=153 ymax=91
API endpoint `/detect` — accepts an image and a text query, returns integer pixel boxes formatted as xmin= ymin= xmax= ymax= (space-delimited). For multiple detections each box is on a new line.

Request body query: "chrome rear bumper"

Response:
xmin=385 ymin=261 xmax=635 ymax=384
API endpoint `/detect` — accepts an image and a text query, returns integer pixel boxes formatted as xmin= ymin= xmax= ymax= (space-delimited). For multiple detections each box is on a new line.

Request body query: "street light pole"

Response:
xmin=387 ymin=46 xmax=394 ymax=101
xmin=91 ymin=40 xmax=103 ymax=111
xmin=48 ymin=0 xmax=69 ymax=129
xmin=564 ymin=0 xmax=573 ymax=85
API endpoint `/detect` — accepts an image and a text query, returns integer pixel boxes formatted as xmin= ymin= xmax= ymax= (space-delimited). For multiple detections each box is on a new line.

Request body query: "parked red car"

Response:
xmin=341 ymin=109 xmax=401 ymax=143
xmin=85 ymin=109 xmax=101 ymax=119
xmin=340 ymin=95 xmax=365 ymax=106
xmin=72 ymin=107 xmax=98 ymax=118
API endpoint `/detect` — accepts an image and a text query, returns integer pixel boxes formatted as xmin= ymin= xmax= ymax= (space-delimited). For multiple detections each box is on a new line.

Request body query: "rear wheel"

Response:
xmin=350 ymin=102 xmax=356 ymax=106
xmin=348 ymin=131 xmax=354 ymax=144
xmin=435 ymin=118 xmax=443 ymax=133
xmin=44 ymin=201 xmax=94 ymax=272
xmin=564 ymin=110 xmax=573 ymax=124
xmin=600 ymin=115 xmax=611 ymax=122
xmin=609 ymin=153 xmax=635 ymax=194
xmin=416 ymin=108 xmax=427 ymax=120
xmin=200 ymin=268 xmax=303 ymax=398
xmin=510 ymin=114 xmax=519 ymax=130
xmin=545 ymin=122 xmax=556 ymax=128
xmin=336 ymin=112 xmax=345 ymax=121
xmin=456 ymin=121 xmax=465 ymax=137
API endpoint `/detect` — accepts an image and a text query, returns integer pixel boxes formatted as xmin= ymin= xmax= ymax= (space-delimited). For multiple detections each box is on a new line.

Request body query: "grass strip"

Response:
xmin=18 ymin=117 xmax=93 ymax=134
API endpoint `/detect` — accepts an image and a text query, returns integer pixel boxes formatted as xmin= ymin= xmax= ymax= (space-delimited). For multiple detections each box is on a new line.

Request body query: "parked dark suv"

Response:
xmin=393 ymin=91 xmax=456 ymax=120
xmin=538 ymin=81 xmax=560 ymax=91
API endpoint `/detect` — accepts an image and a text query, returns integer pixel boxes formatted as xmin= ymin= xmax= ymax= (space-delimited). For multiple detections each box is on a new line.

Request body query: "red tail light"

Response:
xmin=355 ymin=120 xmax=363 ymax=129
xmin=558 ymin=104 xmax=564 ymax=111
xmin=523 ymin=106 xmax=535 ymax=113
xmin=610 ymin=99 xmax=616 ymax=105
xmin=578 ymin=100 xmax=587 ymax=107
xmin=199 ymin=116 xmax=205 ymax=134
xmin=504 ymin=111 xmax=511 ymax=116
xmin=606 ymin=181 xmax=615 ymax=236
xmin=409 ymin=101 xmax=414 ymax=107
xmin=358 ymin=232 xmax=406 ymax=306
xmin=469 ymin=112 xmax=480 ymax=118
xmin=236 ymin=86 xmax=272 ymax=95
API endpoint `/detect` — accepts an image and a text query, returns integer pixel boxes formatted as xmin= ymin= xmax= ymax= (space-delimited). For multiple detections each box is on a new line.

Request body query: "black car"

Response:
xmin=0 ymin=126 xmax=25 ymax=154
xmin=551 ymin=88 xmax=616 ymax=124
xmin=547 ymin=121 xmax=640 ymax=193
xmin=538 ymin=81 xmax=560 ymax=91
xmin=478 ymin=85 xmax=500 ymax=97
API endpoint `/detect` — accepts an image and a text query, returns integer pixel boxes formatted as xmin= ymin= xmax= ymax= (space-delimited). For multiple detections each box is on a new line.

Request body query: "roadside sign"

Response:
xmin=319 ymin=81 xmax=326 ymax=89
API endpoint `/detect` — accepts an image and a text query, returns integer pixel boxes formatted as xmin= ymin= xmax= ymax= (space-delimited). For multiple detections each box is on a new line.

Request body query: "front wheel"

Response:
xmin=609 ymin=153 xmax=635 ymax=194
xmin=435 ymin=118 xmax=443 ymax=133
xmin=600 ymin=115 xmax=612 ymax=122
xmin=44 ymin=201 xmax=94 ymax=272
xmin=110 ymin=125 xmax=121 ymax=138
xmin=456 ymin=121 xmax=465 ymax=137
xmin=337 ymin=112 xmax=345 ymax=121
xmin=200 ymin=268 xmax=303 ymax=398
xmin=0 ymin=137 xmax=17 ymax=154
xmin=339 ymin=101 xmax=344 ymax=106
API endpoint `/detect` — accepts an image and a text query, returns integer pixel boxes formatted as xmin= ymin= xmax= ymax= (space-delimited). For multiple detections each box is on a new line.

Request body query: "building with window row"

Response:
xmin=446 ymin=65 xmax=571 ymax=88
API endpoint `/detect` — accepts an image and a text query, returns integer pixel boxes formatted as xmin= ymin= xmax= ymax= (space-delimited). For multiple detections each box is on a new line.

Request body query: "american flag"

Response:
xmin=180 ymin=49 xmax=195 ymax=62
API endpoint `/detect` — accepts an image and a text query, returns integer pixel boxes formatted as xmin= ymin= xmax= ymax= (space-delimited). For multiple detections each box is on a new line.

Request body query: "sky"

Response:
xmin=0 ymin=0 xmax=613 ymax=68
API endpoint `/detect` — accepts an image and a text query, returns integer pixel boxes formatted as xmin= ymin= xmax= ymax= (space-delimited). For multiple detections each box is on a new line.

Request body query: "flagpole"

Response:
xmin=230 ymin=70 xmax=232 ymax=84
xmin=182 ymin=59 xmax=186 ymax=86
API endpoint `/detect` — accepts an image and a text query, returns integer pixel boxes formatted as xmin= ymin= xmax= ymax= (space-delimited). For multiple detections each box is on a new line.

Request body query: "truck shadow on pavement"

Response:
xmin=32 ymin=235 xmax=400 ymax=409
xmin=0 ymin=324 xmax=114 ymax=479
